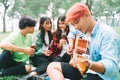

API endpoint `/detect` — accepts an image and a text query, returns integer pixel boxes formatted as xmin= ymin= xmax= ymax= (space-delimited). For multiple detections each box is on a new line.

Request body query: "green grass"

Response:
xmin=0 ymin=76 xmax=17 ymax=80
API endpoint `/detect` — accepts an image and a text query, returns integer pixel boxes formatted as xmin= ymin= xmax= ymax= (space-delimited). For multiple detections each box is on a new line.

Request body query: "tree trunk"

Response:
xmin=116 ymin=14 xmax=120 ymax=27
xmin=86 ymin=0 xmax=93 ymax=12
xmin=2 ymin=16 xmax=6 ymax=33
xmin=11 ymin=17 xmax=13 ymax=31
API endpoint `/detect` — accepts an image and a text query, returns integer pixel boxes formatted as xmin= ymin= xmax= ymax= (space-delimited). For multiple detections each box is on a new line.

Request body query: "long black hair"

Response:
xmin=56 ymin=15 xmax=70 ymax=41
xmin=39 ymin=16 xmax=53 ymax=46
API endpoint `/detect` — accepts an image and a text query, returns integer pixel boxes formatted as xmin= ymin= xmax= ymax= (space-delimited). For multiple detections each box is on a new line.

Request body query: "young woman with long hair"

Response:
xmin=28 ymin=16 xmax=62 ymax=78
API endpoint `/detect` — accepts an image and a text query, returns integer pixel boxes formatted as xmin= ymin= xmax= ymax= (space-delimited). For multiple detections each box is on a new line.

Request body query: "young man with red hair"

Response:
xmin=47 ymin=3 xmax=120 ymax=80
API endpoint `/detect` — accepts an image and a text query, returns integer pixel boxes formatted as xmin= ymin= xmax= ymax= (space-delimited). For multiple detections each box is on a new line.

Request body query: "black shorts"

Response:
xmin=61 ymin=62 xmax=103 ymax=80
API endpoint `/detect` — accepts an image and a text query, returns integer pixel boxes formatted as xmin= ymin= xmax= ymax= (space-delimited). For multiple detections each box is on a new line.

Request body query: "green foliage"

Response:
xmin=7 ymin=0 xmax=81 ymax=19
xmin=8 ymin=0 xmax=120 ymax=19
xmin=92 ymin=0 xmax=120 ymax=18
xmin=105 ymin=0 xmax=120 ymax=13
xmin=1 ymin=0 xmax=120 ymax=19
xmin=92 ymin=0 xmax=108 ymax=17
xmin=1 ymin=0 xmax=120 ymax=32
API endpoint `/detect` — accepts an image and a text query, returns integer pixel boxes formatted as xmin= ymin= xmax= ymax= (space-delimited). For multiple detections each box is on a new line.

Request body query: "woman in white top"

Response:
xmin=28 ymin=16 xmax=62 ymax=77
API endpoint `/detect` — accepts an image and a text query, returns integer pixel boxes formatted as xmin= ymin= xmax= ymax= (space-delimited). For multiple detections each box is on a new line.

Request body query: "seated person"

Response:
xmin=52 ymin=15 xmax=70 ymax=62
xmin=0 ymin=16 xmax=36 ymax=77
xmin=28 ymin=16 xmax=62 ymax=78
xmin=47 ymin=3 xmax=120 ymax=80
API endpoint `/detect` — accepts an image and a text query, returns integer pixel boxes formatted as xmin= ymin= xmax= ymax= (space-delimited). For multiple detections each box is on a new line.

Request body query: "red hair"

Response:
xmin=65 ymin=3 xmax=91 ymax=24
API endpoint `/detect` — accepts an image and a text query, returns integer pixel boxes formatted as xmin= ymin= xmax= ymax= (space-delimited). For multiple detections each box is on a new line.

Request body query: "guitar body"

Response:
xmin=73 ymin=34 xmax=89 ymax=75
xmin=76 ymin=38 xmax=88 ymax=54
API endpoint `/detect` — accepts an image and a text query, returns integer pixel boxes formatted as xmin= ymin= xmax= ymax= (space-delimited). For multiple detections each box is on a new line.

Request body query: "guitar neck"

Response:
xmin=73 ymin=34 xmax=88 ymax=56
xmin=73 ymin=34 xmax=79 ymax=57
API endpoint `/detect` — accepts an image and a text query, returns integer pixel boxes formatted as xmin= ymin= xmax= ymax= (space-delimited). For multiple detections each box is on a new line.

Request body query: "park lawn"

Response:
xmin=0 ymin=76 xmax=18 ymax=80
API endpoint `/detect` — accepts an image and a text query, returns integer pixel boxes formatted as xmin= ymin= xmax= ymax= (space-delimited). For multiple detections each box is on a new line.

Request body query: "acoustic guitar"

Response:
xmin=73 ymin=34 xmax=89 ymax=75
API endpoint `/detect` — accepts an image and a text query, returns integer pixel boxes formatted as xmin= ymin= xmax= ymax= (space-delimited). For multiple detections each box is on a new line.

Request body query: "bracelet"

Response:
xmin=89 ymin=61 xmax=92 ymax=69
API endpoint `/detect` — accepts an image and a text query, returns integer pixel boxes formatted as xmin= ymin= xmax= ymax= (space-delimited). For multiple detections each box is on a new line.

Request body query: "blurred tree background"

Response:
xmin=0 ymin=0 xmax=120 ymax=33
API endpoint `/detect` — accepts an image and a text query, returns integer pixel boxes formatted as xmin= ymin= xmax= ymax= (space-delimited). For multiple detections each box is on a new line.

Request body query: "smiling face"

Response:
xmin=42 ymin=19 xmax=52 ymax=32
xmin=58 ymin=20 xmax=66 ymax=31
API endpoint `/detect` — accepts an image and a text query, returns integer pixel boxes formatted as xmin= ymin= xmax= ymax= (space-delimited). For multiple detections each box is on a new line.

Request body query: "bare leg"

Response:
xmin=47 ymin=62 xmax=64 ymax=80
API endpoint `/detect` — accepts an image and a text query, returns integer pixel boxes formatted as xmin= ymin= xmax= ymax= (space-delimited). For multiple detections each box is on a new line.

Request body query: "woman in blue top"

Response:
xmin=47 ymin=3 xmax=120 ymax=80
